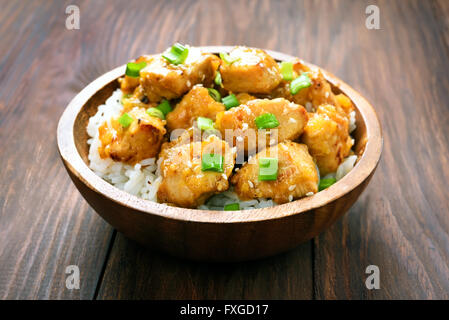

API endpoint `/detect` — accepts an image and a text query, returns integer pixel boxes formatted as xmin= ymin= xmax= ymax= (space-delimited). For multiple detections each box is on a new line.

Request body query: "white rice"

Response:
xmin=336 ymin=155 xmax=358 ymax=181
xmin=86 ymin=89 xmax=358 ymax=211
xmin=86 ymin=89 xmax=161 ymax=201
xmin=349 ymin=111 xmax=356 ymax=133
xmin=199 ymin=189 xmax=276 ymax=211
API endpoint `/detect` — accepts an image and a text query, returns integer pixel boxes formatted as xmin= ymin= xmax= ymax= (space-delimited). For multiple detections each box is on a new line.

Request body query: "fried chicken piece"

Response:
xmin=166 ymin=85 xmax=225 ymax=132
xmin=235 ymin=93 xmax=257 ymax=104
xmin=231 ymin=141 xmax=318 ymax=204
xmin=301 ymin=104 xmax=354 ymax=175
xmin=140 ymin=47 xmax=220 ymax=102
xmin=220 ymin=46 xmax=282 ymax=94
xmin=157 ymin=135 xmax=236 ymax=208
xmin=118 ymin=55 xmax=154 ymax=94
xmin=120 ymin=85 xmax=156 ymax=113
xmin=215 ymin=98 xmax=308 ymax=155
xmin=98 ymin=107 xmax=166 ymax=164
xmin=270 ymin=59 xmax=336 ymax=111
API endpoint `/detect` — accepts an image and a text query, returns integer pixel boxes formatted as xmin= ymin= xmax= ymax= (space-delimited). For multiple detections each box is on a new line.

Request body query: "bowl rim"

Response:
xmin=57 ymin=46 xmax=383 ymax=224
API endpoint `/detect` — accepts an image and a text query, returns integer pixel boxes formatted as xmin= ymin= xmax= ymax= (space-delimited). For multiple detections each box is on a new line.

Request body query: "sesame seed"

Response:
xmin=306 ymin=192 xmax=314 ymax=196
xmin=325 ymin=92 xmax=329 ymax=98
xmin=289 ymin=118 xmax=297 ymax=123
xmin=248 ymin=181 xmax=254 ymax=188
xmin=186 ymin=80 xmax=191 ymax=87
xmin=288 ymin=185 xmax=296 ymax=191
xmin=222 ymin=173 xmax=227 ymax=180
xmin=288 ymin=195 xmax=293 ymax=202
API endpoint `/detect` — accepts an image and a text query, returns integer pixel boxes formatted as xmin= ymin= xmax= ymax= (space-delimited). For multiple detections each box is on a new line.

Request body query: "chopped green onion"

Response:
xmin=201 ymin=153 xmax=224 ymax=172
xmin=214 ymin=71 xmax=222 ymax=86
xmin=156 ymin=99 xmax=172 ymax=115
xmin=290 ymin=73 xmax=312 ymax=95
xmin=207 ymin=88 xmax=221 ymax=102
xmin=255 ymin=113 xmax=279 ymax=129
xmin=258 ymin=157 xmax=278 ymax=181
xmin=224 ymin=203 xmax=240 ymax=211
xmin=219 ymin=52 xmax=241 ymax=65
xmin=146 ymin=107 xmax=165 ymax=120
xmin=125 ymin=61 xmax=147 ymax=78
xmin=318 ymin=178 xmax=336 ymax=191
xmin=280 ymin=61 xmax=294 ymax=81
xmin=162 ymin=43 xmax=189 ymax=65
xmin=118 ymin=113 xmax=133 ymax=128
xmin=197 ymin=117 xmax=215 ymax=131
xmin=222 ymin=94 xmax=239 ymax=110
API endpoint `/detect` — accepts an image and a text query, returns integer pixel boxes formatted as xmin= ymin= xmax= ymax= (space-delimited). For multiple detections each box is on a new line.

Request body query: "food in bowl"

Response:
xmin=86 ymin=44 xmax=358 ymax=210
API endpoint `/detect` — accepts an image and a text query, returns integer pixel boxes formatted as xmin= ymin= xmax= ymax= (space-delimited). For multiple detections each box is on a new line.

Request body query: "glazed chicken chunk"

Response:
xmin=301 ymin=104 xmax=354 ymax=175
xmin=98 ymin=108 xmax=166 ymax=164
xmin=140 ymin=47 xmax=220 ymax=102
xmin=220 ymin=46 xmax=282 ymax=94
xmin=157 ymin=135 xmax=236 ymax=208
xmin=166 ymin=85 xmax=225 ymax=132
xmin=215 ymin=98 xmax=308 ymax=155
xmin=235 ymin=92 xmax=257 ymax=105
xmin=271 ymin=59 xmax=336 ymax=111
xmin=231 ymin=141 xmax=319 ymax=204
xmin=118 ymin=56 xmax=153 ymax=94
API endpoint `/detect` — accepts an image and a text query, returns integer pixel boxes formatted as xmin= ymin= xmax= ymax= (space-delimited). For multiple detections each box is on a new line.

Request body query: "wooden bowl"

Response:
xmin=57 ymin=46 xmax=382 ymax=262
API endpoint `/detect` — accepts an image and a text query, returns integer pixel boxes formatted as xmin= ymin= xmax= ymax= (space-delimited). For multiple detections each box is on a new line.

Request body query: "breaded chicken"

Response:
xmin=140 ymin=47 xmax=220 ymax=102
xmin=121 ymin=85 xmax=156 ymax=113
xmin=157 ymin=135 xmax=236 ymax=208
xmin=98 ymin=107 xmax=166 ymax=164
xmin=231 ymin=141 xmax=318 ymax=204
xmin=159 ymin=126 xmax=197 ymax=160
xmin=215 ymin=98 xmax=308 ymax=155
xmin=301 ymin=104 xmax=353 ymax=175
xmin=335 ymin=93 xmax=355 ymax=118
xmin=235 ymin=93 xmax=257 ymax=105
xmin=220 ymin=46 xmax=282 ymax=94
xmin=271 ymin=59 xmax=336 ymax=111
xmin=118 ymin=56 xmax=153 ymax=94
xmin=166 ymin=85 xmax=225 ymax=132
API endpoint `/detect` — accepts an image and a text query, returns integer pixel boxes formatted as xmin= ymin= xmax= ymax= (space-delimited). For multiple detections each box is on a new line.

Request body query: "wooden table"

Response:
xmin=1 ymin=0 xmax=448 ymax=300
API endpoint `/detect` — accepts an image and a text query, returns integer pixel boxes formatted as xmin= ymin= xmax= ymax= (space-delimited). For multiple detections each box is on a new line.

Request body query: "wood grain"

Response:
xmin=96 ymin=233 xmax=313 ymax=299
xmin=1 ymin=0 xmax=448 ymax=299
xmin=0 ymin=0 xmax=114 ymax=299
xmin=312 ymin=0 xmax=449 ymax=299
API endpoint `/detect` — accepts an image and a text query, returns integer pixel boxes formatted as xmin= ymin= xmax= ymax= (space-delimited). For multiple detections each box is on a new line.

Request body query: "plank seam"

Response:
xmin=93 ymin=230 xmax=117 ymax=300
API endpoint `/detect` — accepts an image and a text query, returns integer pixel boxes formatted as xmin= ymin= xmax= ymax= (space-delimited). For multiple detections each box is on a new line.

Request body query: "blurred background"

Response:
xmin=0 ymin=0 xmax=448 ymax=299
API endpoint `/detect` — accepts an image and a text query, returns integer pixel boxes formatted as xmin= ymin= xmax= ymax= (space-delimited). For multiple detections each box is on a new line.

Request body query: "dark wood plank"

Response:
xmin=96 ymin=234 xmax=313 ymax=299
xmin=0 ymin=0 xmax=115 ymax=299
xmin=433 ymin=0 xmax=449 ymax=55
xmin=313 ymin=0 xmax=449 ymax=299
